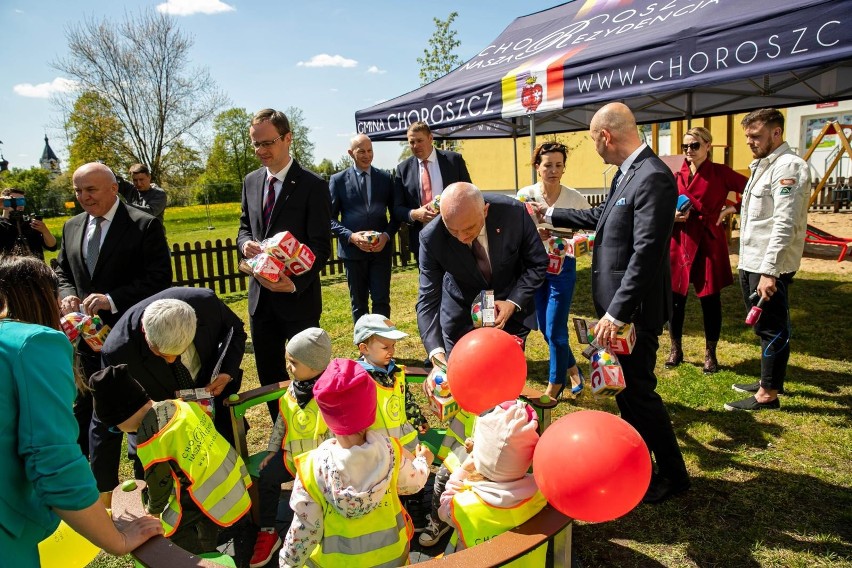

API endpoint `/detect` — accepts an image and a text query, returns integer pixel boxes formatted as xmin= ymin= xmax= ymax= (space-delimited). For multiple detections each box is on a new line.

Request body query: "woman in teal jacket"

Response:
xmin=0 ymin=255 xmax=162 ymax=567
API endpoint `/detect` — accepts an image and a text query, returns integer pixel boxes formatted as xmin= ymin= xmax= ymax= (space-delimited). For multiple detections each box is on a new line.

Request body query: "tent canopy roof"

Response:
xmin=356 ymin=0 xmax=852 ymax=140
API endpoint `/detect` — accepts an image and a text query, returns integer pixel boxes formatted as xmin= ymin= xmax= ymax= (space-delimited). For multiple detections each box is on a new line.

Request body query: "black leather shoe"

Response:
xmin=642 ymin=475 xmax=690 ymax=504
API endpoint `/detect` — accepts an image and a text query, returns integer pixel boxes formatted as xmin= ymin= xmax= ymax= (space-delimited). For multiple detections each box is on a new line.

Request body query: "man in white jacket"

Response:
xmin=726 ymin=108 xmax=811 ymax=412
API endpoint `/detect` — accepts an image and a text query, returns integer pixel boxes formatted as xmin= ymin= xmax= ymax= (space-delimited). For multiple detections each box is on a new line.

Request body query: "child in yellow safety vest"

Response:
xmin=438 ymin=401 xmax=547 ymax=566
xmin=88 ymin=364 xmax=252 ymax=555
xmin=250 ymin=327 xmax=333 ymax=568
xmin=280 ymin=358 xmax=433 ymax=568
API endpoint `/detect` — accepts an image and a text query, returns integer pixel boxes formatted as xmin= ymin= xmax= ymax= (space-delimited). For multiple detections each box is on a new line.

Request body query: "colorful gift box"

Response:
xmin=364 ymin=231 xmax=381 ymax=245
xmin=248 ymin=253 xmax=284 ymax=282
xmin=60 ymin=312 xmax=85 ymax=343
xmin=176 ymin=388 xmax=215 ymax=419
xmin=283 ymin=244 xmax=316 ymax=277
xmin=262 ymin=231 xmax=300 ymax=260
xmin=572 ymin=317 xmax=636 ymax=355
xmin=572 ymin=234 xmax=590 ymax=257
xmin=470 ymin=289 xmax=495 ymax=328
xmin=80 ymin=314 xmax=111 ymax=352
xmin=547 ymin=254 xmax=565 ymax=275
xmin=423 ymin=367 xmax=460 ymax=421
xmin=589 ymin=349 xmax=626 ymax=396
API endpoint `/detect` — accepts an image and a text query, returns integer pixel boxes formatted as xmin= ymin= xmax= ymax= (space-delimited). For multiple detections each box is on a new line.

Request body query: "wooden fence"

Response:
xmin=171 ymin=226 xmax=416 ymax=291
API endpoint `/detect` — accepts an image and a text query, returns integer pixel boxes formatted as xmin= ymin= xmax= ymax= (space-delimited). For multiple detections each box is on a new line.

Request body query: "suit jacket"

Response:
xmin=55 ymin=201 xmax=172 ymax=328
xmin=329 ymin=166 xmax=399 ymax=260
xmin=551 ymin=146 xmax=676 ymax=332
xmin=237 ymin=160 xmax=332 ymax=319
xmin=101 ymin=287 xmax=247 ymax=401
xmin=392 ymin=149 xmax=472 ymax=255
xmin=416 ymin=193 xmax=548 ymax=354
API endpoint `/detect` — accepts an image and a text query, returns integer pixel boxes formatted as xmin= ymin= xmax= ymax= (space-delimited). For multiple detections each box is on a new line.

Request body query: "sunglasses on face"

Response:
xmin=681 ymin=142 xmax=702 ymax=152
xmin=541 ymin=142 xmax=566 ymax=152
xmin=3 ymin=197 xmax=25 ymax=208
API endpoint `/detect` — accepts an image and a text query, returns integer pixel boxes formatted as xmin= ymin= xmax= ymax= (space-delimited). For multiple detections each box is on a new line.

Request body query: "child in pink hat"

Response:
xmin=438 ymin=400 xmax=547 ymax=561
xmin=280 ymin=358 xmax=433 ymax=568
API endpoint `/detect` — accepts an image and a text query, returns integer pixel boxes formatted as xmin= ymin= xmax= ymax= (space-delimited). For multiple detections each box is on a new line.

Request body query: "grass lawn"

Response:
xmin=67 ymin=204 xmax=851 ymax=568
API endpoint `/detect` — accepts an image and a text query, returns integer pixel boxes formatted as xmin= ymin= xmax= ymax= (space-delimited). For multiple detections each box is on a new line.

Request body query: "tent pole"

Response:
xmin=530 ymin=114 xmax=537 ymax=184
xmin=513 ymin=123 xmax=519 ymax=191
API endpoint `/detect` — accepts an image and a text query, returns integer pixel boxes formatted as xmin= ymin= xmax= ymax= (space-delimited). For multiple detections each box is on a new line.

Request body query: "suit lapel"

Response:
xmin=484 ymin=217 xmax=501 ymax=280
xmin=407 ymin=157 xmax=420 ymax=205
xmin=597 ymin=149 xmax=650 ymax=232
xmin=93 ymin=202 xmax=129 ymax=277
xmin=68 ymin=215 xmax=92 ymax=290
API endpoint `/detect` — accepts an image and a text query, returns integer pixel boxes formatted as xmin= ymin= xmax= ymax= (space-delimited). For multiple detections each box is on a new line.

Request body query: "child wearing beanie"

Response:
xmin=438 ymin=401 xmax=547 ymax=564
xmin=88 ymin=364 xmax=252 ymax=555
xmin=250 ymin=327 xmax=333 ymax=568
xmin=280 ymin=358 xmax=433 ymax=568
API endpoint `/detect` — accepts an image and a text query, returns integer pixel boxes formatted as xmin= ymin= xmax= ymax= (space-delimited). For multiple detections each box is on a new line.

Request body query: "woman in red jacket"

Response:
xmin=666 ymin=127 xmax=747 ymax=373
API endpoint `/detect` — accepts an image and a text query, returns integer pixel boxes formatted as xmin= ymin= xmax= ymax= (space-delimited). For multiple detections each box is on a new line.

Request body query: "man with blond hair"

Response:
xmin=330 ymin=134 xmax=398 ymax=321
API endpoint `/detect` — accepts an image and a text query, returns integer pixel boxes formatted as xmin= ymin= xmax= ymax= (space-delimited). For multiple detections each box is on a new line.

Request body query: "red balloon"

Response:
xmin=447 ymin=327 xmax=527 ymax=414
xmin=533 ymin=410 xmax=651 ymax=523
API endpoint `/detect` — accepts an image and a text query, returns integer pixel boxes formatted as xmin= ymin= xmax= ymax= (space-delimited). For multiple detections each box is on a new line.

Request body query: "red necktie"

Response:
xmin=263 ymin=177 xmax=276 ymax=228
xmin=420 ymin=160 xmax=433 ymax=206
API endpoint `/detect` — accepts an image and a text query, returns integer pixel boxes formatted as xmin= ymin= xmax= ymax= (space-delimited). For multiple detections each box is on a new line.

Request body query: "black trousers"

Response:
xmin=739 ymin=270 xmax=793 ymax=392
xmin=615 ymin=328 xmax=688 ymax=482
xmin=670 ymin=292 xmax=723 ymax=343
xmin=342 ymin=254 xmax=392 ymax=323
xmin=257 ymin=448 xmax=295 ymax=528
xmin=250 ymin=310 xmax=318 ymax=421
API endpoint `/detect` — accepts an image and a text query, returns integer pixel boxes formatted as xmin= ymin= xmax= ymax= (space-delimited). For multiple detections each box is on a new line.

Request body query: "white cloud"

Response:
xmin=15 ymin=9 xmax=24 ymax=13
xmin=156 ymin=0 xmax=235 ymax=16
xmin=329 ymin=88 xmax=339 ymax=92
xmin=13 ymin=77 xmax=78 ymax=99
xmin=367 ymin=66 xmax=386 ymax=74
xmin=297 ymin=54 xmax=358 ymax=68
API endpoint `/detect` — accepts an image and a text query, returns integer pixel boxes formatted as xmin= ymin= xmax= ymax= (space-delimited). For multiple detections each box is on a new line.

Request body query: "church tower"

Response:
xmin=40 ymin=135 xmax=61 ymax=177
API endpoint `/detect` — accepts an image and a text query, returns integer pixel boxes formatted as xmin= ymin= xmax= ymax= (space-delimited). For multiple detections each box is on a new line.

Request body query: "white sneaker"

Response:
xmin=418 ymin=515 xmax=451 ymax=547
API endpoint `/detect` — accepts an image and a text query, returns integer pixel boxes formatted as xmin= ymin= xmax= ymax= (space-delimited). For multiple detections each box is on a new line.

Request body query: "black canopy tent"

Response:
xmin=356 ymin=0 xmax=852 ymax=153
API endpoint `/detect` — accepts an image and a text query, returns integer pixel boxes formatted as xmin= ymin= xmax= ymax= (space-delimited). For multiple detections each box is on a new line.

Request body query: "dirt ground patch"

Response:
xmin=729 ymin=210 xmax=852 ymax=276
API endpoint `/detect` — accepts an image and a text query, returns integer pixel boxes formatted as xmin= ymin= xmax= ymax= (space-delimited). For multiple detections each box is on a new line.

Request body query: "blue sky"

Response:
xmin=0 ymin=0 xmax=562 ymax=174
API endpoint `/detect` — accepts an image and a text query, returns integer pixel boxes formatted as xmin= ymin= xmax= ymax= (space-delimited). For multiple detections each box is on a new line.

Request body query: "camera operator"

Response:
xmin=0 ymin=188 xmax=57 ymax=260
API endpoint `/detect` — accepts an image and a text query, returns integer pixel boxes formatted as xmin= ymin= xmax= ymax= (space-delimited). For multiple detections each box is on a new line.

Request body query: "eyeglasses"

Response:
xmin=541 ymin=142 xmax=566 ymax=152
xmin=681 ymin=142 xmax=702 ymax=152
xmin=251 ymin=134 xmax=285 ymax=150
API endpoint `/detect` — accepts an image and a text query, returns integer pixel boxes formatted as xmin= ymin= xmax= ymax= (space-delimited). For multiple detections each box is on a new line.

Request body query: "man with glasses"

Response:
xmin=237 ymin=108 xmax=331 ymax=420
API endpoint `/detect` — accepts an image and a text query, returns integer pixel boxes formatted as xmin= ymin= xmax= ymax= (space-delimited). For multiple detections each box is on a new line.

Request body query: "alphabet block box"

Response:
xmin=589 ymin=349 xmax=626 ymax=396
xmin=572 ymin=317 xmax=636 ymax=355
xmin=423 ymin=367 xmax=460 ymax=422
xmin=263 ymin=231 xmax=300 ymax=260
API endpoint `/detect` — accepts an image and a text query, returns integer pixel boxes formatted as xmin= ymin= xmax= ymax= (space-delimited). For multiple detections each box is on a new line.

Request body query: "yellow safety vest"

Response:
xmin=447 ymin=485 xmax=547 ymax=567
xmin=436 ymin=410 xmax=477 ymax=473
xmin=370 ymin=367 xmax=419 ymax=451
xmin=278 ymin=391 xmax=328 ymax=476
xmin=296 ymin=437 xmax=413 ymax=567
xmin=136 ymin=400 xmax=252 ymax=536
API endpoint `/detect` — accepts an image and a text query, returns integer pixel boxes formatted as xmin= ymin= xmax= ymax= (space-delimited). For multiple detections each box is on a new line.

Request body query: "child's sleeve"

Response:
xmin=396 ymin=449 xmax=430 ymax=496
xmin=267 ymin=414 xmax=286 ymax=453
xmin=143 ymin=462 xmax=175 ymax=515
xmin=438 ymin=468 xmax=467 ymax=526
xmin=279 ymin=474 xmax=324 ymax=568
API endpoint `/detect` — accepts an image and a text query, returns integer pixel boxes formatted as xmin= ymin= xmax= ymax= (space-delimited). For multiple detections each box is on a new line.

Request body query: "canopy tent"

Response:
xmin=355 ymin=0 xmax=852 ymax=141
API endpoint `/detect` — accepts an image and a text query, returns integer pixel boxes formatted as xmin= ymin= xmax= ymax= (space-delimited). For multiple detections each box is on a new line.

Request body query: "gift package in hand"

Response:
xmin=588 ymin=348 xmax=626 ymax=396
xmin=545 ymin=236 xmax=570 ymax=274
xmin=423 ymin=366 xmax=460 ymax=421
xmin=470 ymin=289 xmax=496 ymax=328
xmin=572 ymin=317 xmax=636 ymax=355
xmin=261 ymin=231 xmax=316 ymax=277
xmin=61 ymin=312 xmax=111 ymax=352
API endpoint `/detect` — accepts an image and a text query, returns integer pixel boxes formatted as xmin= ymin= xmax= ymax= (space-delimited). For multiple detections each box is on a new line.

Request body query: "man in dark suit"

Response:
xmin=330 ymin=134 xmax=398 ymax=322
xmin=416 ymin=183 xmax=547 ymax=368
xmin=56 ymin=162 xmax=171 ymax=466
xmin=533 ymin=103 xmax=690 ymax=504
xmin=237 ymin=108 xmax=331 ymax=420
xmin=98 ymin=287 xmax=247 ymax=485
xmin=393 ymin=121 xmax=471 ymax=260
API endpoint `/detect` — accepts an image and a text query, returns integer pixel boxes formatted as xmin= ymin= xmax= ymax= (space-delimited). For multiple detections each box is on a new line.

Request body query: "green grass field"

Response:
xmin=65 ymin=204 xmax=851 ymax=568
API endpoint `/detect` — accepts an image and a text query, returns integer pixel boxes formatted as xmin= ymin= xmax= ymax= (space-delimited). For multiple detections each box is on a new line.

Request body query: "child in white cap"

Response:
xmin=250 ymin=327 xmax=332 ymax=568
xmin=280 ymin=358 xmax=432 ymax=567
xmin=438 ymin=400 xmax=546 ymax=563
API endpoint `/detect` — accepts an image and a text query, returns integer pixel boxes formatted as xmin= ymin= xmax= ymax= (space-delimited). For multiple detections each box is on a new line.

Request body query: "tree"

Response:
xmin=205 ymin=108 xmax=259 ymax=183
xmin=159 ymin=139 xmax=204 ymax=203
xmin=53 ymin=9 xmax=227 ymax=181
xmin=65 ymin=91 xmax=133 ymax=174
xmin=414 ymin=11 xmax=463 ymax=153
xmin=0 ymin=167 xmax=52 ymax=212
xmin=284 ymin=106 xmax=315 ymax=169
xmin=417 ymin=12 xmax=462 ymax=86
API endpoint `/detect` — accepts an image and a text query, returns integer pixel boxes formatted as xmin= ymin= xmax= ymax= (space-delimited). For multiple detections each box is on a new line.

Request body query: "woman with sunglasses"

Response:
xmin=667 ymin=127 xmax=747 ymax=373
xmin=517 ymin=142 xmax=591 ymax=400
xmin=0 ymin=255 xmax=162 ymax=566
xmin=0 ymin=188 xmax=57 ymax=260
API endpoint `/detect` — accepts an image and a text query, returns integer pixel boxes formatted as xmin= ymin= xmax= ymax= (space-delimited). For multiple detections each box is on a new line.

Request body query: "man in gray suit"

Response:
xmin=330 ymin=134 xmax=398 ymax=321
xmin=532 ymin=103 xmax=690 ymax=504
